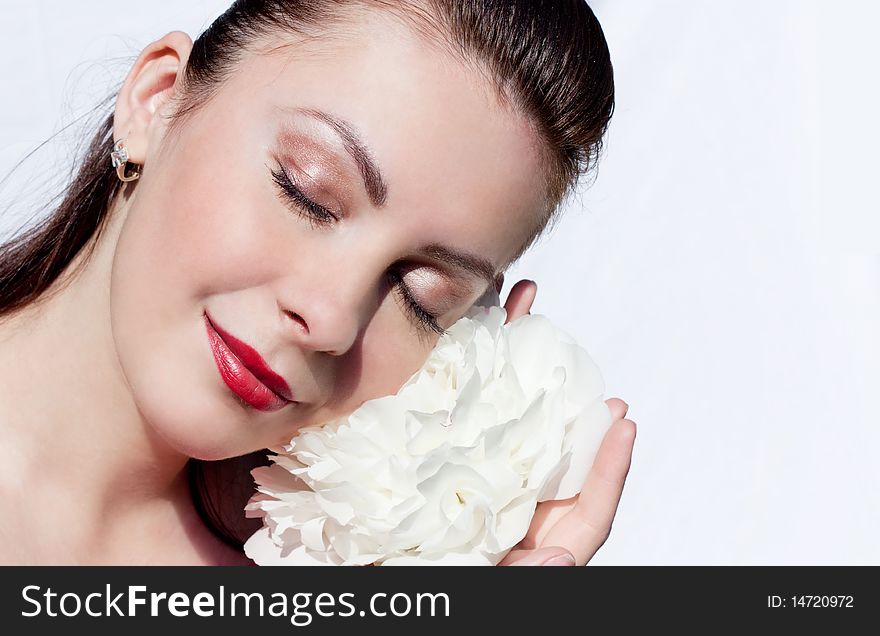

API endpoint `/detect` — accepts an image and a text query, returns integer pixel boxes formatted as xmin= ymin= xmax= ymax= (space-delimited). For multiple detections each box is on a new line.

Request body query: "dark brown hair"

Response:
xmin=0 ymin=0 xmax=614 ymax=553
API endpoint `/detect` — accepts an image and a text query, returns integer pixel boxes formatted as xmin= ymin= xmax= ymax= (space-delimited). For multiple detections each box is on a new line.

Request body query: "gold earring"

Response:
xmin=110 ymin=138 xmax=141 ymax=182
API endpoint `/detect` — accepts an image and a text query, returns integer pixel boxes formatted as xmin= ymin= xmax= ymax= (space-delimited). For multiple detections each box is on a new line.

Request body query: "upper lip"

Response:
xmin=205 ymin=312 xmax=295 ymax=403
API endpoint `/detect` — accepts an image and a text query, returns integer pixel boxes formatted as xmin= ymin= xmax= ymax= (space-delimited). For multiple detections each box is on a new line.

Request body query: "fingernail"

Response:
xmin=541 ymin=553 xmax=576 ymax=566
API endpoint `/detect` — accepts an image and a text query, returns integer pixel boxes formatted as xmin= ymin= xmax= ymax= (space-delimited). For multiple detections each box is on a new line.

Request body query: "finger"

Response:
xmin=503 ymin=279 xmax=537 ymax=324
xmin=606 ymin=397 xmax=629 ymax=421
xmin=523 ymin=399 xmax=632 ymax=547
xmin=539 ymin=417 xmax=637 ymax=565
xmin=522 ymin=495 xmax=578 ymax=548
xmin=499 ymin=547 xmax=576 ymax=566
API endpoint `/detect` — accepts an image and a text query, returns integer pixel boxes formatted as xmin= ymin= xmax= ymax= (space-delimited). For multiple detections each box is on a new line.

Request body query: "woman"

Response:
xmin=0 ymin=0 xmax=635 ymax=565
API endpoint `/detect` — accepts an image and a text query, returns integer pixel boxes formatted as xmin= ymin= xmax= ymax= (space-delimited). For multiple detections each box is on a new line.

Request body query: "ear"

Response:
xmin=112 ymin=30 xmax=193 ymax=165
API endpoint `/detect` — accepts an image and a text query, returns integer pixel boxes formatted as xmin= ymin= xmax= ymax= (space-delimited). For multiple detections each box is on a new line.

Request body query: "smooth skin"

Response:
xmin=0 ymin=10 xmax=635 ymax=565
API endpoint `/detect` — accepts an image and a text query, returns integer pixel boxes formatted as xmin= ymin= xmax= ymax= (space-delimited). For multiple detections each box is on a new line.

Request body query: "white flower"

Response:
xmin=243 ymin=304 xmax=613 ymax=566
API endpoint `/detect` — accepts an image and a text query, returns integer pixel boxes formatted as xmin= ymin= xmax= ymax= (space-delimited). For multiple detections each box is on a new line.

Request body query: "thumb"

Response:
xmin=505 ymin=547 xmax=576 ymax=566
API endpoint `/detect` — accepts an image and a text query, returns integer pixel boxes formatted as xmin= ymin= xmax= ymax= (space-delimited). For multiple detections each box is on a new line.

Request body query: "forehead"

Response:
xmin=215 ymin=10 xmax=547 ymax=268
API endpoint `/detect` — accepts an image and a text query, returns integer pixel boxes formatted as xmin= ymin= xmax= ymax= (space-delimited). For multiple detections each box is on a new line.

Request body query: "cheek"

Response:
xmin=105 ymin=157 xmax=285 ymax=460
xmin=166 ymin=165 xmax=280 ymax=296
xmin=342 ymin=301 xmax=440 ymax=410
xmin=110 ymin=145 xmax=276 ymax=335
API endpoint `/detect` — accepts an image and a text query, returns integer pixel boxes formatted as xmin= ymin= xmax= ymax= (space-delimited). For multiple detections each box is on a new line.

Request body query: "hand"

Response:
xmin=497 ymin=279 xmax=637 ymax=566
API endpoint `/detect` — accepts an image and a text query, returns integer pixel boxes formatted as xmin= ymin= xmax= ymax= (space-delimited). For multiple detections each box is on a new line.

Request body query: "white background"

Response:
xmin=1 ymin=1 xmax=877 ymax=564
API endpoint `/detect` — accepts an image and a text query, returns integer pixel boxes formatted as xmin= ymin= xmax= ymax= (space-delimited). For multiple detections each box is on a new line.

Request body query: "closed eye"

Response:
xmin=386 ymin=268 xmax=445 ymax=336
xmin=269 ymin=162 xmax=444 ymax=336
xmin=270 ymin=162 xmax=337 ymax=227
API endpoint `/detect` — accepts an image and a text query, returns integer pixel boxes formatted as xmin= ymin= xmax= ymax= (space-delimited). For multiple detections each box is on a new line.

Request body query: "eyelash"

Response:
xmin=270 ymin=163 xmax=445 ymax=336
xmin=270 ymin=164 xmax=337 ymax=227
xmin=386 ymin=269 xmax=445 ymax=336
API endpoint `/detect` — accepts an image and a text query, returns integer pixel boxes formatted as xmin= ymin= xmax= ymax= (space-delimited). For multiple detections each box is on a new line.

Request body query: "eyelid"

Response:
xmin=275 ymin=130 xmax=354 ymax=208
xmin=270 ymin=162 xmax=339 ymax=224
xmin=275 ymin=108 xmax=387 ymax=209
xmin=388 ymin=269 xmax=445 ymax=335
xmin=395 ymin=266 xmax=470 ymax=334
xmin=402 ymin=263 xmax=474 ymax=311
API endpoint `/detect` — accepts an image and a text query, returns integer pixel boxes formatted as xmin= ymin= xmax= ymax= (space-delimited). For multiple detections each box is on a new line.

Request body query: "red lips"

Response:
xmin=204 ymin=311 xmax=295 ymax=412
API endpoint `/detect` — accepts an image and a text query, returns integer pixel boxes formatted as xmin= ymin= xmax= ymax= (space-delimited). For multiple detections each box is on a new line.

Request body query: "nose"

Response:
xmin=277 ymin=278 xmax=366 ymax=356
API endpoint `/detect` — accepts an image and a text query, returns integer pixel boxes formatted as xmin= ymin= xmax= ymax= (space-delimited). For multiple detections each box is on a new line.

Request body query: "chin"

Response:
xmin=136 ymin=384 xmax=257 ymax=461
xmin=117 ymin=343 xmax=262 ymax=461
xmin=112 ymin=306 xmax=268 ymax=462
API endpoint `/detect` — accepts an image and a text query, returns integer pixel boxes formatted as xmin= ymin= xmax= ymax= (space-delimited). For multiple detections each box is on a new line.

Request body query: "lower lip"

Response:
xmin=204 ymin=314 xmax=289 ymax=412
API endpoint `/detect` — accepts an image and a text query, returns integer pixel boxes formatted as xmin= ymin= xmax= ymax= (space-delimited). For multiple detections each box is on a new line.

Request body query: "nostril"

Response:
xmin=286 ymin=311 xmax=309 ymax=335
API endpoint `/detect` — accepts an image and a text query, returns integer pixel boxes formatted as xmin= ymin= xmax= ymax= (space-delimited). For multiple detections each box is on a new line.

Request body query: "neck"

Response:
xmin=0 ymin=198 xmax=194 ymax=559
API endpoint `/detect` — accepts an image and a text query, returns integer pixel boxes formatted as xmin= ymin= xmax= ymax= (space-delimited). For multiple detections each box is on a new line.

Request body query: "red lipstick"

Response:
xmin=204 ymin=312 xmax=295 ymax=412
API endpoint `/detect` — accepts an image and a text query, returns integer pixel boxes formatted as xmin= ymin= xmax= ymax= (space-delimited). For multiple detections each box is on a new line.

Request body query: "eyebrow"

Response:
xmin=280 ymin=106 xmax=498 ymax=285
xmin=293 ymin=106 xmax=388 ymax=209
xmin=421 ymin=244 xmax=498 ymax=285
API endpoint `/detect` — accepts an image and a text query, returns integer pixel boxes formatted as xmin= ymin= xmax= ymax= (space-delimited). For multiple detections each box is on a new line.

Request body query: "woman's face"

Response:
xmin=109 ymin=13 xmax=547 ymax=459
